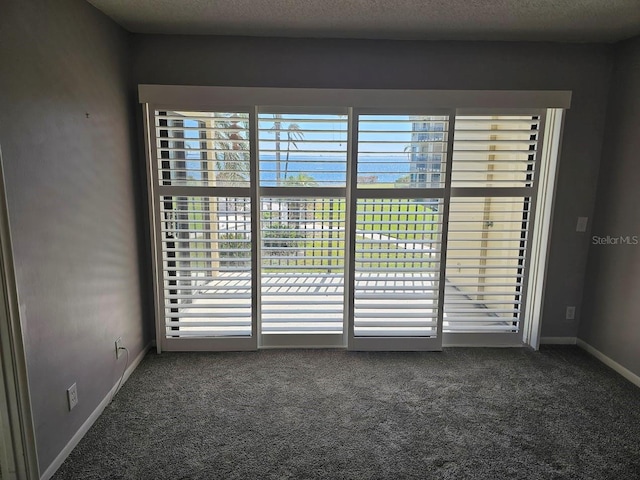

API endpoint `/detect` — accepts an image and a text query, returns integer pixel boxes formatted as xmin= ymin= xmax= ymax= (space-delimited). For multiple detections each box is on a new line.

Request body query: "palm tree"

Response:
xmin=214 ymin=115 xmax=249 ymax=187
xmin=283 ymin=123 xmax=303 ymax=181
xmin=283 ymin=173 xmax=318 ymax=187
xmin=272 ymin=119 xmax=305 ymax=185
xmin=274 ymin=114 xmax=282 ymax=186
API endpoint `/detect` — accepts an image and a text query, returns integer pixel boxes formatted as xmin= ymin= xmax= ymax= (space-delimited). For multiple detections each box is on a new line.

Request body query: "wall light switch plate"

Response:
xmin=576 ymin=217 xmax=588 ymax=232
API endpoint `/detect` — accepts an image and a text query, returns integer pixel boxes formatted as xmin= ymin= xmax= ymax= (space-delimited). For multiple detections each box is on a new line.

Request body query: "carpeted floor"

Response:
xmin=53 ymin=346 xmax=640 ymax=479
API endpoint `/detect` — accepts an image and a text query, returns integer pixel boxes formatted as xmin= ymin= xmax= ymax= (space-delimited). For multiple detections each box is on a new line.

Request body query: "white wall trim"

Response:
xmin=539 ymin=336 xmax=577 ymax=344
xmin=523 ymin=109 xmax=565 ymax=350
xmin=443 ymin=332 xmax=524 ymax=348
xmin=0 ymin=144 xmax=40 ymax=480
xmin=577 ymin=339 xmax=640 ymax=389
xmin=40 ymin=343 xmax=152 ymax=480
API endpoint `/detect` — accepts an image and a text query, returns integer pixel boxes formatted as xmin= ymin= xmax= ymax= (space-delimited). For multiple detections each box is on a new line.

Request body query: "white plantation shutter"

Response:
xmin=258 ymin=111 xmax=348 ymax=337
xmin=260 ymin=198 xmax=346 ymax=334
xmin=353 ymin=198 xmax=444 ymax=337
xmin=156 ymin=111 xmax=251 ymax=188
xmin=356 ymin=115 xmax=448 ymax=189
xmin=444 ymin=114 xmax=541 ymax=334
xmin=144 ymin=89 xmax=560 ymax=352
xmin=161 ymin=196 xmax=252 ymax=337
xmin=444 ymin=196 xmax=529 ymax=332
xmin=154 ymin=110 xmax=256 ymax=347
xmin=451 ymin=115 xmax=538 ymax=188
xmin=350 ymin=113 xmax=449 ymax=349
xmin=258 ymin=112 xmax=348 ymax=187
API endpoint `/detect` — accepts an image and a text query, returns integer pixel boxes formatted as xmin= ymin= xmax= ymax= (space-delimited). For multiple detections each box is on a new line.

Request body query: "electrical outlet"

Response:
xmin=67 ymin=383 xmax=78 ymax=411
xmin=115 ymin=337 xmax=123 ymax=359
xmin=565 ymin=306 xmax=576 ymax=320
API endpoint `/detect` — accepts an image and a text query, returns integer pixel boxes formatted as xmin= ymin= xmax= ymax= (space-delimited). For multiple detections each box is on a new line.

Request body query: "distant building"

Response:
xmin=409 ymin=117 xmax=447 ymax=189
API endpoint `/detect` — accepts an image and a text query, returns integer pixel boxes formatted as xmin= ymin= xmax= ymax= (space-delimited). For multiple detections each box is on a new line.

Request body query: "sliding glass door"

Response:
xmin=146 ymin=101 xmax=548 ymax=351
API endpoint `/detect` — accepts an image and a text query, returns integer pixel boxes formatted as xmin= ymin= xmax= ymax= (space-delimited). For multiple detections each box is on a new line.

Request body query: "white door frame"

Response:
xmin=523 ymin=109 xmax=565 ymax=349
xmin=0 ymin=144 xmax=40 ymax=479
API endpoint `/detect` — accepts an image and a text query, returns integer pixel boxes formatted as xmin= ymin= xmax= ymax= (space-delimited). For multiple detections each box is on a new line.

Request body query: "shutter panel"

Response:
xmin=444 ymin=115 xmax=539 ymax=333
xmin=155 ymin=111 xmax=251 ymax=188
xmin=258 ymin=113 xmax=348 ymax=187
xmin=161 ymin=196 xmax=252 ymax=337
xmin=357 ymin=115 xmax=448 ymax=189
xmin=260 ymin=198 xmax=346 ymax=334
xmin=451 ymin=115 xmax=538 ymax=189
xmin=444 ymin=197 xmax=528 ymax=332
xmin=353 ymin=114 xmax=448 ymax=340
xmin=354 ymin=198 xmax=444 ymax=336
xmin=155 ymin=110 xmax=253 ymax=340
xmin=257 ymin=112 xmax=348 ymax=335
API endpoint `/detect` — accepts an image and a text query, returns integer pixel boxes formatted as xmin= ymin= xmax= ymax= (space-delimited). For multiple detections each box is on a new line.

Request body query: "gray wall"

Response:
xmin=579 ymin=36 xmax=640 ymax=378
xmin=0 ymin=0 xmax=149 ymax=473
xmin=133 ymin=35 xmax=612 ymax=338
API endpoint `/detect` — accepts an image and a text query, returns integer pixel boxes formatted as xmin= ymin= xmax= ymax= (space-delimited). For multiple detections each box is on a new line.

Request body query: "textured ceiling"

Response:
xmin=87 ymin=0 xmax=640 ymax=43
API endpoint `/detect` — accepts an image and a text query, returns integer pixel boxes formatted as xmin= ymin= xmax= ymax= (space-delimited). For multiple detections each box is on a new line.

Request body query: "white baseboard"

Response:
xmin=40 ymin=342 xmax=151 ymax=480
xmin=576 ymin=339 xmax=640 ymax=389
xmin=539 ymin=336 xmax=577 ymax=345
